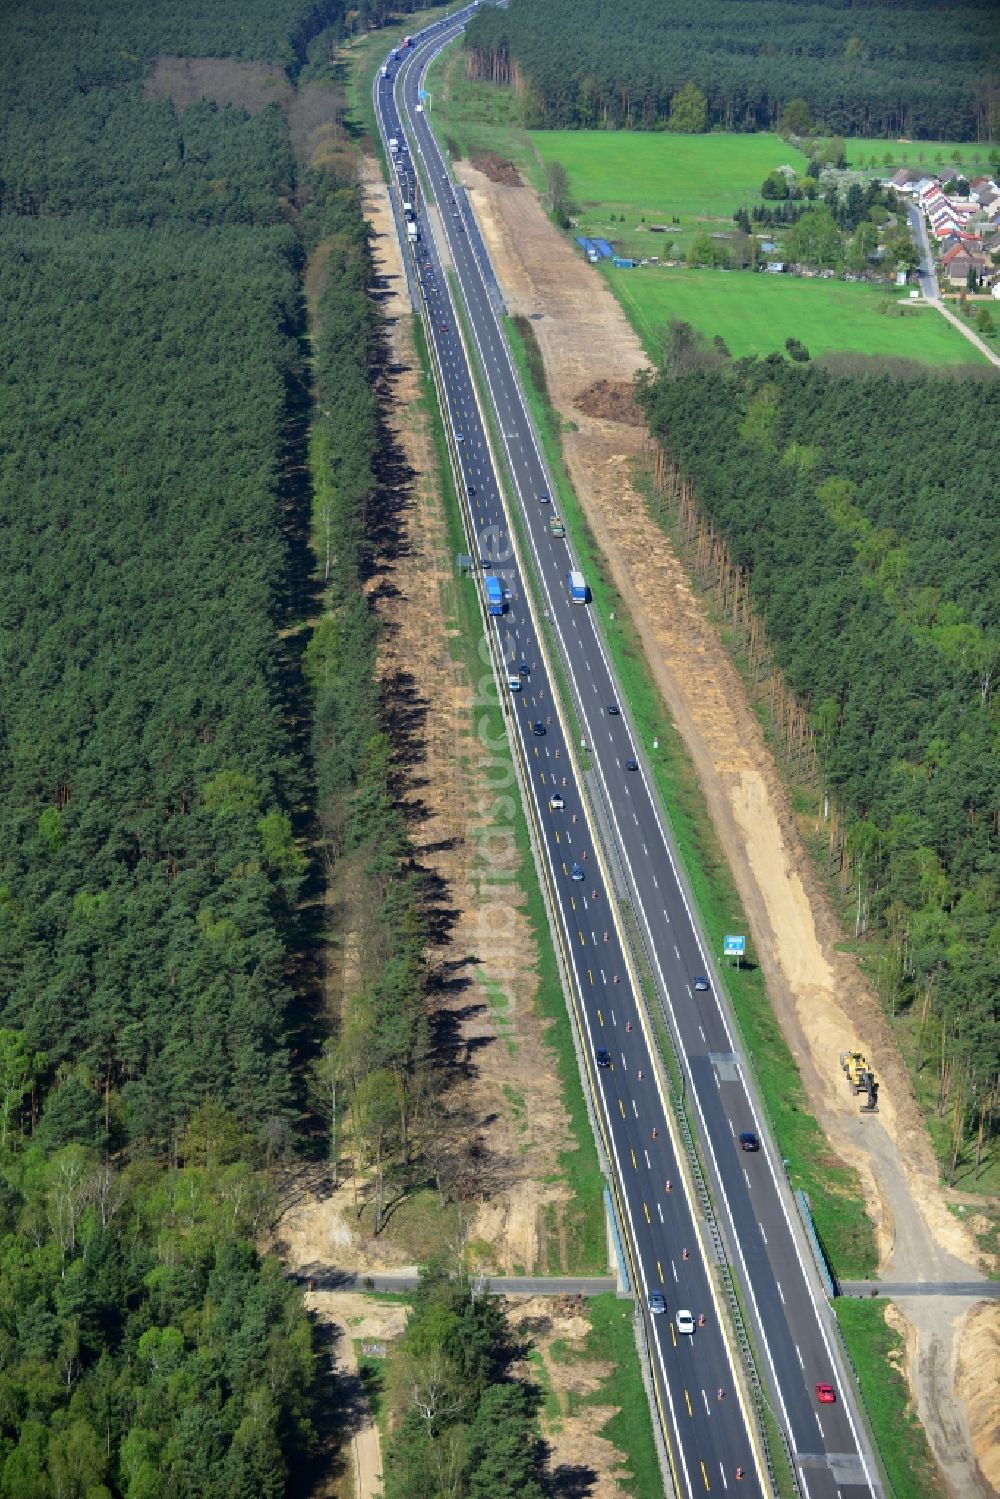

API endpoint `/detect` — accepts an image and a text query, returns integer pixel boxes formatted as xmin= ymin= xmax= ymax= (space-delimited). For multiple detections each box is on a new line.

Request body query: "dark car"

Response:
xmin=538 ymin=492 xmax=551 ymax=504
xmin=625 ymin=757 xmax=639 ymax=772
xmin=692 ymin=975 xmax=710 ymax=992
xmin=607 ymin=704 xmax=620 ymax=716
xmin=570 ymin=862 xmax=585 ymax=881
xmin=648 ymin=1291 xmax=667 ymax=1315
xmin=739 ymin=1131 xmax=760 ymax=1152
xmin=595 ymin=1047 xmax=612 ymax=1069
xmin=439 ymin=321 xmax=449 ymax=332
xmin=518 ymin=661 xmax=530 ymax=677
xmin=532 ymin=721 xmax=546 ymax=736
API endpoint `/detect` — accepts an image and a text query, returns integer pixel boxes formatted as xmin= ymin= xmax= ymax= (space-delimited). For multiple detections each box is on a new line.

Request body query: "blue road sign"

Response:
xmin=724 ymin=935 xmax=746 ymax=957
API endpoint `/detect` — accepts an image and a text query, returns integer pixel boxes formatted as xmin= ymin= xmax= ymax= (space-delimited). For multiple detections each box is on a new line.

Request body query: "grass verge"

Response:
xmin=503 ymin=313 xmax=877 ymax=1280
xmin=561 ymin=1295 xmax=663 ymax=1497
xmin=834 ymin=1300 xmax=947 ymax=1499
xmin=411 ymin=313 xmax=607 ymax=1276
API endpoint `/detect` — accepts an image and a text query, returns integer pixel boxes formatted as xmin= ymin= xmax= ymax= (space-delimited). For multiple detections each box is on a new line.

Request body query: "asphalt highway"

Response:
xmin=376 ymin=15 xmax=882 ymax=1497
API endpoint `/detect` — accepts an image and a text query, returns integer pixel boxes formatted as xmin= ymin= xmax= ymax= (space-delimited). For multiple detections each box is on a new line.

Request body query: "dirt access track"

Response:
xmin=454 ymin=158 xmax=1000 ymax=1498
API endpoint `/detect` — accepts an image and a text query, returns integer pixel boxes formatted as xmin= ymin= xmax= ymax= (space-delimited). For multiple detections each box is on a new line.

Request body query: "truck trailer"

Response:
xmin=485 ymin=576 xmax=505 ymax=616
xmin=406 ymin=221 xmax=419 ymax=243
xmin=566 ymin=570 xmax=588 ymax=604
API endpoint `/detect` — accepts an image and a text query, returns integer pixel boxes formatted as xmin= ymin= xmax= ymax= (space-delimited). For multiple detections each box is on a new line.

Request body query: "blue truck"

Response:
xmin=566 ymin=570 xmax=588 ymax=604
xmin=485 ymin=575 xmax=505 ymax=616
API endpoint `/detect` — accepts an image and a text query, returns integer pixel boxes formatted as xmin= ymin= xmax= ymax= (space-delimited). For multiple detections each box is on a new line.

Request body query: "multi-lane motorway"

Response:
xmin=375 ymin=15 xmax=882 ymax=1497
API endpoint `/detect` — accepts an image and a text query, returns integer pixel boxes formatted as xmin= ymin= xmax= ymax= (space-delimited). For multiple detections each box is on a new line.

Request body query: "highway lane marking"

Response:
xmin=609 ymin=1006 xmax=614 ymax=1021
xmin=795 ymin=1344 xmax=805 ymax=1370
xmin=621 ymin=1053 xmax=627 ymax=1070
xmin=699 ymin=1026 xmax=707 ymax=1042
xmin=743 ymin=1169 xmax=751 ymax=1189
xmin=632 ymin=1099 xmax=638 ymax=1118
xmin=671 ymin=1260 xmax=678 ymax=1281
xmin=673 ymin=944 xmax=680 ymax=960
xmin=701 ymin=1389 xmax=711 ymax=1415
xmin=719 ymin=1461 xmax=728 ymax=1490
xmin=657 ymin=1202 xmax=664 ymax=1223
xmin=644 ymin=1149 xmax=651 ymax=1168
xmin=776 ymin=1281 xmax=785 ymax=1305
xmin=759 ymin=1222 xmax=768 ymax=1245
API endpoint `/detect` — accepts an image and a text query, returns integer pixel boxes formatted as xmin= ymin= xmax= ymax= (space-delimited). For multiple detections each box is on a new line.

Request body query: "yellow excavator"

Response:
xmin=840 ymin=1050 xmax=879 ymax=1112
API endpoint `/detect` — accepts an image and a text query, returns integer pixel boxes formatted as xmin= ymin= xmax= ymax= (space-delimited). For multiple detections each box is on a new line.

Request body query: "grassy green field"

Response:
xmin=532 ymin=130 xmax=807 ymax=220
xmin=426 ymin=51 xmax=990 ymax=367
xmin=835 ymin=1301 xmax=947 ymax=1499
xmin=611 ymin=266 xmax=987 ymax=365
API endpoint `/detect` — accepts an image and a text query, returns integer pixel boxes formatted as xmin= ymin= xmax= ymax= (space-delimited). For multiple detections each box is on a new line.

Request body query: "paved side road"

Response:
xmin=840 ymin=1282 xmax=1000 ymax=1299
xmin=291 ymin=1268 xmax=620 ymax=1296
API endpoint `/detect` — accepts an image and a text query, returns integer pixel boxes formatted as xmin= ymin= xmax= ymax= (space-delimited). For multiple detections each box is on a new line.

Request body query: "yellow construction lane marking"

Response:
xmin=555 ymin=829 xmax=561 ymax=843
xmin=643 ymin=1202 xmax=651 ymax=1223
xmin=562 ymin=862 xmax=568 ymax=875
xmin=578 ymin=931 xmax=586 ymax=945
xmin=630 ymin=1148 xmax=637 ymax=1169
xmin=657 ymin=1260 xmax=664 ymax=1284
xmin=700 ymin=1460 xmax=710 ymax=1490
xmin=670 ymin=1323 xmax=677 ymax=1347
xmin=570 ymin=895 xmax=575 ymax=909
xmin=588 ymin=969 xmax=594 ymax=984
xmin=533 ymin=746 xmax=539 ymax=757
xmin=684 ymin=1389 xmax=693 ymax=1417
xmin=618 ymin=1099 xmax=625 ymax=1119
xmin=597 ymin=1008 xmax=603 ymax=1025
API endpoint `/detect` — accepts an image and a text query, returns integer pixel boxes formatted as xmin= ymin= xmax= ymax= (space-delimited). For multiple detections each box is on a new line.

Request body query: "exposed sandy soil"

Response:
xmin=306 ymin=1293 xmax=408 ymax=1499
xmin=283 ymin=162 xmax=584 ymax=1283
xmin=455 ymin=160 xmax=999 ymax=1497
xmin=506 ymin=1296 xmax=637 ymax=1496
xmin=306 ymin=1291 xmax=637 ymax=1498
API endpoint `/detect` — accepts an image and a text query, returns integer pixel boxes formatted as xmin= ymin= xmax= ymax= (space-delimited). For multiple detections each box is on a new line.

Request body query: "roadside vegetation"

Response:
xmin=834 ymin=1301 xmax=947 ymax=1499
xmin=503 ymin=319 xmax=878 ymax=1279
xmin=381 ymin=1266 xmax=545 ymax=1498
xmin=411 ymin=315 xmax=607 ymax=1275
xmin=462 ymin=0 xmax=997 ymax=141
xmin=639 ymin=349 xmax=1000 ymax=1187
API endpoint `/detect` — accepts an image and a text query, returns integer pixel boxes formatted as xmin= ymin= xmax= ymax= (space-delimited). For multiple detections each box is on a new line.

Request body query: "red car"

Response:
xmin=816 ymin=1383 xmax=837 ymax=1404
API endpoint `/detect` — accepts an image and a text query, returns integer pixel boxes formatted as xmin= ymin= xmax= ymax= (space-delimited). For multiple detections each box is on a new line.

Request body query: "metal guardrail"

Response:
xmin=543 ymin=615 xmax=800 ymax=1499
xmin=406 ymin=154 xmax=678 ymax=1499
xmin=794 ymin=1190 xmax=838 ymax=1300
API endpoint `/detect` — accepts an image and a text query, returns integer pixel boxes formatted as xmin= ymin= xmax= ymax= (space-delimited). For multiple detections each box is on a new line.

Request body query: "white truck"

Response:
xmin=389 ymin=136 xmax=399 ymax=155
xmin=406 ymin=221 xmax=419 ymax=243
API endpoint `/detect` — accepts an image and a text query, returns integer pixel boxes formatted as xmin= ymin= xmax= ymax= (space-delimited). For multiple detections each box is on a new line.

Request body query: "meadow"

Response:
xmin=612 ymin=267 xmax=985 ymax=365
xmin=426 ymin=48 xmax=991 ymax=366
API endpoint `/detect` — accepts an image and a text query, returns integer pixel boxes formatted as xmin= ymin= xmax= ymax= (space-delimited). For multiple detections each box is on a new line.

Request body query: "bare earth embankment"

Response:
xmin=286 ymin=161 xmax=637 ymax=1499
xmin=454 ymin=159 xmax=1000 ymax=1499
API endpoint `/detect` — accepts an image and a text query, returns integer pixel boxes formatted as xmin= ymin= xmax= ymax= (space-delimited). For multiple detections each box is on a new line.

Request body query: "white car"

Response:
xmin=675 ymin=1309 xmax=695 ymax=1336
xmin=548 ymin=793 xmax=565 ymax=811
